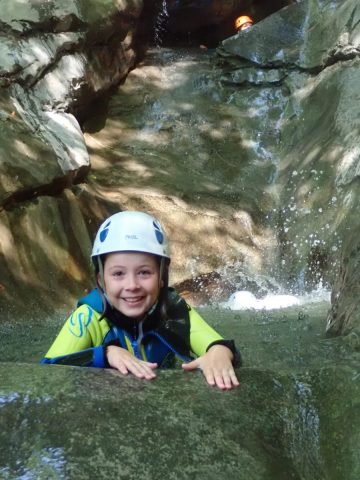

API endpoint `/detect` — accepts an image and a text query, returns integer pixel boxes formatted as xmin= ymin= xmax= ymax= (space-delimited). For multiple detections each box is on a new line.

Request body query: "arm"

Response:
xmin=42 ymin=305 xmax=158 ymax=377
xmin=40 ymin=305 xmax=108 ymax=368
xmin=182 ymin=307 xmax=240 ymax=390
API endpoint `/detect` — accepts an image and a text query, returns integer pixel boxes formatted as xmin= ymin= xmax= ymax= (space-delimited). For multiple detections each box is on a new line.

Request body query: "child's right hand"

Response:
xmin=106 ymin=345 xmax=158 ymax=380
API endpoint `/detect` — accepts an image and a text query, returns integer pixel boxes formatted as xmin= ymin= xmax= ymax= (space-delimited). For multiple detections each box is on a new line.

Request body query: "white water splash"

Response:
xmin=224 ymin=288 xmax=331 ymax=311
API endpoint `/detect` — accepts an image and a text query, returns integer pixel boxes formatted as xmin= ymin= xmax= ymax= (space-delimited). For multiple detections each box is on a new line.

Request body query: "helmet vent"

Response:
xmin=99 ymin=229 xmax=109 ymax=242
xmin=153 ymin=221 xmax=164 ymax=244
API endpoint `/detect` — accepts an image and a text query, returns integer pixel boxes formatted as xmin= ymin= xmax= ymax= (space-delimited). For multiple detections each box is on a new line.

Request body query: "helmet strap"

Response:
xmin=159 ymin=257 xmax=165 ymax=288
xmin=97 ymin=257 xmax=105 ymax=292
xmin=97 ymin=258 xmax=115 ymax=310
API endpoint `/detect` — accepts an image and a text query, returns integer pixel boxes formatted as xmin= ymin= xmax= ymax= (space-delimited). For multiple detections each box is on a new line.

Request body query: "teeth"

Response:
xmin=124 ymin=297 xmax=142 ymax=303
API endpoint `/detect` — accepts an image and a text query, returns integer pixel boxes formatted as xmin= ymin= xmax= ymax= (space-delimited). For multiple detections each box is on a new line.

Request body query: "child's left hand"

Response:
xmin=181 ymin=345 xmax=240 ymax=390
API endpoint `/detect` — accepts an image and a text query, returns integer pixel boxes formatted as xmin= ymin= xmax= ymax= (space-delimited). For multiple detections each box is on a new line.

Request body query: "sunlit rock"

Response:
xmin=0 ymin=0 xmax=142 ymax=195
xmin=0 ymin=0 xmax=359 ymax=335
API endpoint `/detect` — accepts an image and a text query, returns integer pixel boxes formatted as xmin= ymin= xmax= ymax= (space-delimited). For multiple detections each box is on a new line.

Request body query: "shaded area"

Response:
xmin=139 ymin=0 xmax=296 ymax=48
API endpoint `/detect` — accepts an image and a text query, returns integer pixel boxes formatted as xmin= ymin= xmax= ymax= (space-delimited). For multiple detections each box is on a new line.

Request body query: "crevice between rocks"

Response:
xmin=0 ymin=166 xmax=89 ymax=212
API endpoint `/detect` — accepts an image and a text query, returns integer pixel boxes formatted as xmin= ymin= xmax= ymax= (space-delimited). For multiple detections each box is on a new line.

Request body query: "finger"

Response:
xmin=214 ymin=372 xmax=227 ymax=390
xmin=203 ymin=368 xmax=216 ymax=387
xmin=133 ymin=361 xmax=157 ymax=379
xmin=217 ymin=369 xmax=240 ymax=390
xmin=128 ymin=361 xmax=157 ymax=380
xmin=229 ymin=369 xmax=240 ymax=387
xmin=144 ymin=362 xmax=158 ymax=370
xmin=182 ymin=359 xmax=200 ymax=371
xmin=114 ymin=360 xmax=129 ymax=376
xmin=222 ymin=370 xmax=233 ymax=390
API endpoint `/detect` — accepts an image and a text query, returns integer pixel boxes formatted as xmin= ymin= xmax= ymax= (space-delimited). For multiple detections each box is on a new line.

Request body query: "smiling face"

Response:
xmin=101 ymin=251 xmax=161 ymax=320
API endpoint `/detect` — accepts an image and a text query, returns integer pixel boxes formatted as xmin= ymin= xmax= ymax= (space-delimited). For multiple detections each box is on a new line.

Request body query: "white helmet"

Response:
xmin=91 ymin=211 xmax=170 ymax=260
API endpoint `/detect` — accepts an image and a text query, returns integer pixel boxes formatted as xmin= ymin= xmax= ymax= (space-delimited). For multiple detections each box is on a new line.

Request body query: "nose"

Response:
xmin=125 ymin=273 xmax=139 ymax=290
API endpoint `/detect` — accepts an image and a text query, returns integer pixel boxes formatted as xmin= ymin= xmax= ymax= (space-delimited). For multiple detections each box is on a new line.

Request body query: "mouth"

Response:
xmin=122 ymin=296 xmax=144 ymax=305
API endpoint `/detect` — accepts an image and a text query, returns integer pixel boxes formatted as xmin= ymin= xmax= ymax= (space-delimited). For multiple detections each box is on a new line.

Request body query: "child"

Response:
xmin=41 ymin=211 xmax=241 ymax=390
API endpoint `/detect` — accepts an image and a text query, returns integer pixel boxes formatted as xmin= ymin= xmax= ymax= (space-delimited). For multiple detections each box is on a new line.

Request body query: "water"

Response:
xmin=224 ymin=287 xmax=331 ymax=311
xmin=0 ymin=297 xmax=335 ymax=371
xmin=3 ymin=39 xmax=360 ymax=479
xmin=1 ymin=301 xmax=360 ymax=479
xmin=154 ymin=0 xmax=170 ymax=47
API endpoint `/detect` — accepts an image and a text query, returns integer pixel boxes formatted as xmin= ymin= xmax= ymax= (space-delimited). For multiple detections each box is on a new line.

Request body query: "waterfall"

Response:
xmin=154 ymin=0 xmax=170 ymax=47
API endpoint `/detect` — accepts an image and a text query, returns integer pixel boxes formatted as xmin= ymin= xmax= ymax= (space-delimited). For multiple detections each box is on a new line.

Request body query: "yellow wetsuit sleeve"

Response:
xmin=45 ymin=305 xmax=110 ymax=359
xmin=189 ymin=307 xmax=223 ymax=357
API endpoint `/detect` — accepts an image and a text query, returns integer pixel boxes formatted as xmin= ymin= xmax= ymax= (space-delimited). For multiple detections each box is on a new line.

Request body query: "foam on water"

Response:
xmin=224 ymin=287 xmax=331 ymax=311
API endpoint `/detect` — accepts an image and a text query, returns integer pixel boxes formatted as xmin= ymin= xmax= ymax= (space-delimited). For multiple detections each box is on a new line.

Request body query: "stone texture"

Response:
xmin=1 ymin=251 xmax=359 ymax=478
xmin=217 ymin=0 xmax=360 ymax=335
xmin=0 ymin=0 xmax=360 ymax=336
xmin=0 ymin=0 xmax=142 ymax=203
xmin=0 ymin=190 xmax=93 ymax=318
xmin=1 ymin=361 xmax=360 ymax=479
xmin=218 ymin=0 xmax=360 ymax=69
xmin=0 ymin=92 xmax=64 ymax=206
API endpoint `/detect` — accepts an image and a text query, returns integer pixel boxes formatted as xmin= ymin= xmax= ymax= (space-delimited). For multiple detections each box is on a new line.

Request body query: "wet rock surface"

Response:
xmin=0 ymin=363 xmax=307 ymax=479
xmin=0 ymin=0 xmax=142 ymax=203
xmin=1 ymin=302 xmax=360 ymax=480
xmin=2 ymin=2 xmax=360 ymax=478
xmin=0 ymin=0 xmax=360 ymax=332
xmin=83 ymin=46 xmax=281 ymax=297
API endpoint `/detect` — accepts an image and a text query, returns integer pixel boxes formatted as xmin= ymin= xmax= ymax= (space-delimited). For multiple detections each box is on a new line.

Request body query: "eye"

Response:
xmin=112 ymin=270 xmax=125 ymax=277
xmin=138 ymin=269 xmax=152 ymax=277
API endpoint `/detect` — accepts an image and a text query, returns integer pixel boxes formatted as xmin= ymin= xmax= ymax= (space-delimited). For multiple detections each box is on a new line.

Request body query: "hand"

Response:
xmin=182 ymin=345 xmax=240 ymax=390
xmin=106 ymin=345 xmax=158 ymax=380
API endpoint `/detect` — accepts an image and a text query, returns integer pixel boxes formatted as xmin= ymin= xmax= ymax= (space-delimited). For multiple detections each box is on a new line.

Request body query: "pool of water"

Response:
xmin=1 ymin=300 xmax=360 ymax=479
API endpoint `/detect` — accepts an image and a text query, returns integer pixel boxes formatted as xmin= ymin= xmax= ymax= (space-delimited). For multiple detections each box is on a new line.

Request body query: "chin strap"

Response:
xmin=159 ymin=257 xmax=165 ymax=288
xmin=97 ymin=257 xmax=105 ymax=290
xmin=97 ymin=257 xmax=113 ymax=311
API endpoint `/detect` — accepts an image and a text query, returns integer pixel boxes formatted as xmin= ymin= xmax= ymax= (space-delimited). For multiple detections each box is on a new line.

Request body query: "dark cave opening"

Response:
xmin=138 ymin=0 xmax=298 ymax=49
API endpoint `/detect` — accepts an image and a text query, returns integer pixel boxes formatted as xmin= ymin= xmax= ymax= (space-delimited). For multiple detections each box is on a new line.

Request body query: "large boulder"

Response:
xmin=0 ymin=0 xmax=143 ymax=204
xmin=0 ymin=0 xmax=143 ymax=316
xmin=1 ymin=362 xmax=360 ymax=479
xmin=217 ymin=0 xmax=360 ymax=333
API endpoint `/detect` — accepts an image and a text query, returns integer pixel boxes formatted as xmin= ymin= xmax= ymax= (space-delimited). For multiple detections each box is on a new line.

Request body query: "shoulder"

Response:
xmin=66 ymin=304 xmax=104 ymax=338
xmin=166 ymin=287 xmax=191 ymax=310
xmin=77 ymin=288 xmax=104 ymax=313
xmin=160 ymin=288 xmax=191 ymax=327
xmin=69 ymin=304 xmax=101 ymax=322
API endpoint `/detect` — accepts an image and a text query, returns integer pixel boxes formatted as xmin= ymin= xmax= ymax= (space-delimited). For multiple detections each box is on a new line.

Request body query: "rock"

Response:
xmin=0 ymin=0 xmax=360 ymax=335
xmin=0 ymin=362 xmax=359 ymax=478
xmin=0 ymin=0 xmax=142 ymax=199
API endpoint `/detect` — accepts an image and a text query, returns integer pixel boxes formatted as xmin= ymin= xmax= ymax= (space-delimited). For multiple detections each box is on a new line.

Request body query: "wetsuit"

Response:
xmin=41 ymin=288 xmax=240 ymax=368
